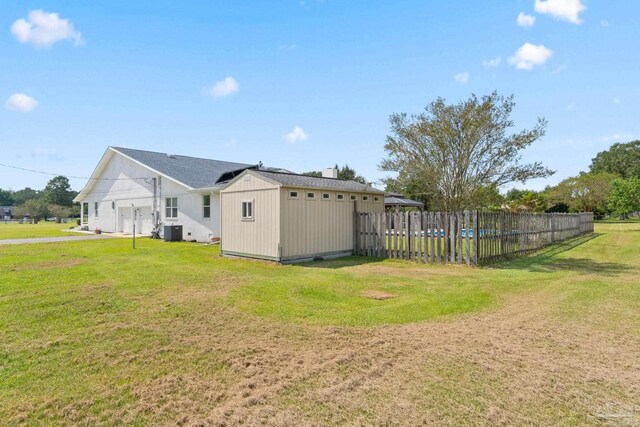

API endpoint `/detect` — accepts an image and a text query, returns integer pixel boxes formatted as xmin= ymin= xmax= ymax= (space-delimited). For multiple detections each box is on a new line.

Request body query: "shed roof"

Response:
xmin=252 ymin=170 xmax=383 ymax=193
xmin=112 ymin=147 xmax=256 ymax=189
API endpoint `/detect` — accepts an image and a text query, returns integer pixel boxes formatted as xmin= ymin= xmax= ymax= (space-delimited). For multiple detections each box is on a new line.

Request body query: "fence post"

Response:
xmin=473 ymin=210 xmax=479 ymax=266
xmin=464 ymin=211 xmax=470 ymax=266
xmin=500 ymin=213 xmax=506 ymax=259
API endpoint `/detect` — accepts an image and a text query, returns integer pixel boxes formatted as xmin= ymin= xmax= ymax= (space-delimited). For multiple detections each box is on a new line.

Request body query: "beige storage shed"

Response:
xmin=220 ymin=169 xmax=384 ymax=262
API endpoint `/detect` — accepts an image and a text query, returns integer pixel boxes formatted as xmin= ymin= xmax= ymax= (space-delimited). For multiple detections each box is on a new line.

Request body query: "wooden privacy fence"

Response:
xmin=354 ymin=211 xmax=594 ymax=266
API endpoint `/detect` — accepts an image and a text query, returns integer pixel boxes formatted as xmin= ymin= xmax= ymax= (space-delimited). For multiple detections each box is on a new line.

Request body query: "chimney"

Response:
xmin=322 ymin=167 xmax=338 ymax=179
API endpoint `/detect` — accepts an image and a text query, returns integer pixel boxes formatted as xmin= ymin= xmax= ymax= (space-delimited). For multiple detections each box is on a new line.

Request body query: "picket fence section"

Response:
xmin=354 ymin=211 xmax=594 ymax=266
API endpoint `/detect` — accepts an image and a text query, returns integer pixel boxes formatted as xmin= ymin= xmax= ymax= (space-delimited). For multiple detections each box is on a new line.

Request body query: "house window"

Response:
xmin=112 ymin=201 xmax=115 ymax=210
xmin=306 ymin=192 xmax=316 ymax=200
xmin=165 ymin=197 xmax=178 ymax=218
xmin=203 ymin=195 xmax=211 ymax=218
xmin=242 ymin=201 xmax=253 ymax=220
xmin=362 ymin=195 xmax=369 ymax=202
xmin=373 ymin=196 xmax=379 ymax=202
xmin=337 ymin=194 xmax=345 ymax=201
xmin=350 ymin=195 xmax=357 ymax=201
xmin=94 ymin=202 xmax=99 ymax=218
xmin=289 ymin=191 xmax=299 ymax=199
xmin=82 ymin=203 xmax=88 ymax=224
xmin=322 ymin=193 xmax=330 ymax=200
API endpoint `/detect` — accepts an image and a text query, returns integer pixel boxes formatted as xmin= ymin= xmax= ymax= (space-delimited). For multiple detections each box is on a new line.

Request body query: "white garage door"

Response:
xmin=119 ymin=206 xmax=153 ymax=235
xmin=137 ymin=207 xmax=153 ymax=235
xmin=119 ymin=207 xmax=132 ymax=233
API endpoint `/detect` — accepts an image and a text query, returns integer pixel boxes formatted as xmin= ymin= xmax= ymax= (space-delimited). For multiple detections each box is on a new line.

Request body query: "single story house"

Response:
xmin=220 ymin=169 xmax=384 ymax=262
xmin=73 ymin=147 xmax=257 ymax=241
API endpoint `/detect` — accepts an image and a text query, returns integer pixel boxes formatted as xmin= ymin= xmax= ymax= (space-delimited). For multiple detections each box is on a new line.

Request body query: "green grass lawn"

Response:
xmin=0 ymin=223 xmax=638 ymax=425
xmin=0 ymin=221 xmax=77 ymax=239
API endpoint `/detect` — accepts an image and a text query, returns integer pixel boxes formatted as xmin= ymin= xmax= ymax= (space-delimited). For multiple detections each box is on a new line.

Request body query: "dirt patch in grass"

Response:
xmin=360 ymin=290 xmax=397 ymax=300
xmin=8 ymin=258 xmax=84 ymax=272
xmin=5 ymin=292 xmax=640 ymax=426
xmin=91 ymin=291 xmax=638 ymax=426
xmin=2 ymin=224 xmax=639 ymax=425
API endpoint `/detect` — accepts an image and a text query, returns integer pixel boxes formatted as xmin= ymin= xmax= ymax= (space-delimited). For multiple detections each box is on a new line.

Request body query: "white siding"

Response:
xmin=81 ymin=152 xmax=219 ymax=241
xmin=220 ymin=170 xmax=385 ymax=262
xmin=280 ymin=188 xmax=383 ymax=260
xmin=220 ymin=174 xmax=280 ymax=259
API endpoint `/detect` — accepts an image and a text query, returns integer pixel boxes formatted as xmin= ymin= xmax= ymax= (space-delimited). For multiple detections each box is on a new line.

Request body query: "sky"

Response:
xmin=1 ymin=0 xmax=639 ymax=192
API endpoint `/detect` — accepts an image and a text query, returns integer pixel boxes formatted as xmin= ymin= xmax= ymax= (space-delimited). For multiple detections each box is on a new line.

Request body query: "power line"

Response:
xmin=0 ymin=162 xmax=220 ymax=198
xmin=0 ymin=162 xmax=148 ymax=181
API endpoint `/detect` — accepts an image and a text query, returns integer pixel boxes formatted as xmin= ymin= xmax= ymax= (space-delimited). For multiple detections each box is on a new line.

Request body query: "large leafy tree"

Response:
xmin=43 ymin=176 xmax=76 ymax=207
xmin=0 ymin=189 xmax=14 ymax=206
xmin=12 ymin=198 xmax=50 ymax=221
xmin=607 ymin=178 xmax=640 ymax=215
xmin=12 ymin=187 xmax=40 ymax=205
xmin=548 ymin=172 xmax=618 ymax=214
xmin=590 ymin=140 xmax=640 ymax=179
xmin=504 ymin=189 xmax=549 ymax=213
xmin=382 ymin=169 xmax=439 ymax=208
xmin=380 ymin=92 xmax=553 ymax=211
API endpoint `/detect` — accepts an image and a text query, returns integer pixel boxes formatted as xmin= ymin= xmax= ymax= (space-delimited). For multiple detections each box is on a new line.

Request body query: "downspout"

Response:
xmin=158 ymin=176 xmax=162 ymax=228
xmin=152 ymin=177 xmax=157 ymax=227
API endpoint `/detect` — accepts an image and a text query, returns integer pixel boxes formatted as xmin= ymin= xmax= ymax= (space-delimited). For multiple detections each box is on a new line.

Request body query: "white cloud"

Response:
xmin=508 ymin=43 xmax=552 ymax=70
xmin=207 ymin=77 xmax=239 ymax=98
xmin=454 ymin=72 xmax=470 ymax=84
xmin=482 ymin=56 xmax=501 ymax=68
xmin=10 ymin=10 xmax=83 ymax=47
xmin=31 ymin=148 xmax=62 ymax=160
xmin=602 ymin=133 xmax=631 ymax=143
xmin=534 ymin=0 xmax=586 ymax=24
xmin=517 ymin=12 xmax=536 ymax=27
xmin=5 ymin=93 xmax=39 ymax=112
xmin=284 ymin=126 xmax=308 ymax=144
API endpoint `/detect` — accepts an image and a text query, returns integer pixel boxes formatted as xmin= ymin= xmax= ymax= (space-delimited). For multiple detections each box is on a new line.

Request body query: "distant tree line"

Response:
xmin=383 ymin=138 xmax=640 ymax=216
xmin=0 ymin=176 xmax=79 ymax=221
xmin=378 ymin=90 xmax=640 ymax=217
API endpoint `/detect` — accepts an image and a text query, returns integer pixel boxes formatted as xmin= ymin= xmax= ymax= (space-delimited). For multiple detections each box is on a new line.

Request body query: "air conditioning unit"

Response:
xmin=163 ymin=225 xmax=183 ymax=242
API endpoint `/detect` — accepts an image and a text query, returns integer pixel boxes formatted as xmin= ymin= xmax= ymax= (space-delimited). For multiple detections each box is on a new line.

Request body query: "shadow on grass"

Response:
xmin=492 ymin=233 xmax=632 ymax=276
xmin=298 ymin=256 xmax=386 ymax=269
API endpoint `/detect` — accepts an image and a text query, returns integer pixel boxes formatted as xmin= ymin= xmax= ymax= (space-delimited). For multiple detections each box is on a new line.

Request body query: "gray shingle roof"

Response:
xmin=112 ymin=147 xmax=255 ymax=189
xmin=384 ymin=196 xmax=424 ymax=207
xmin=253 ymin=170 xmax=383 ymax=193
